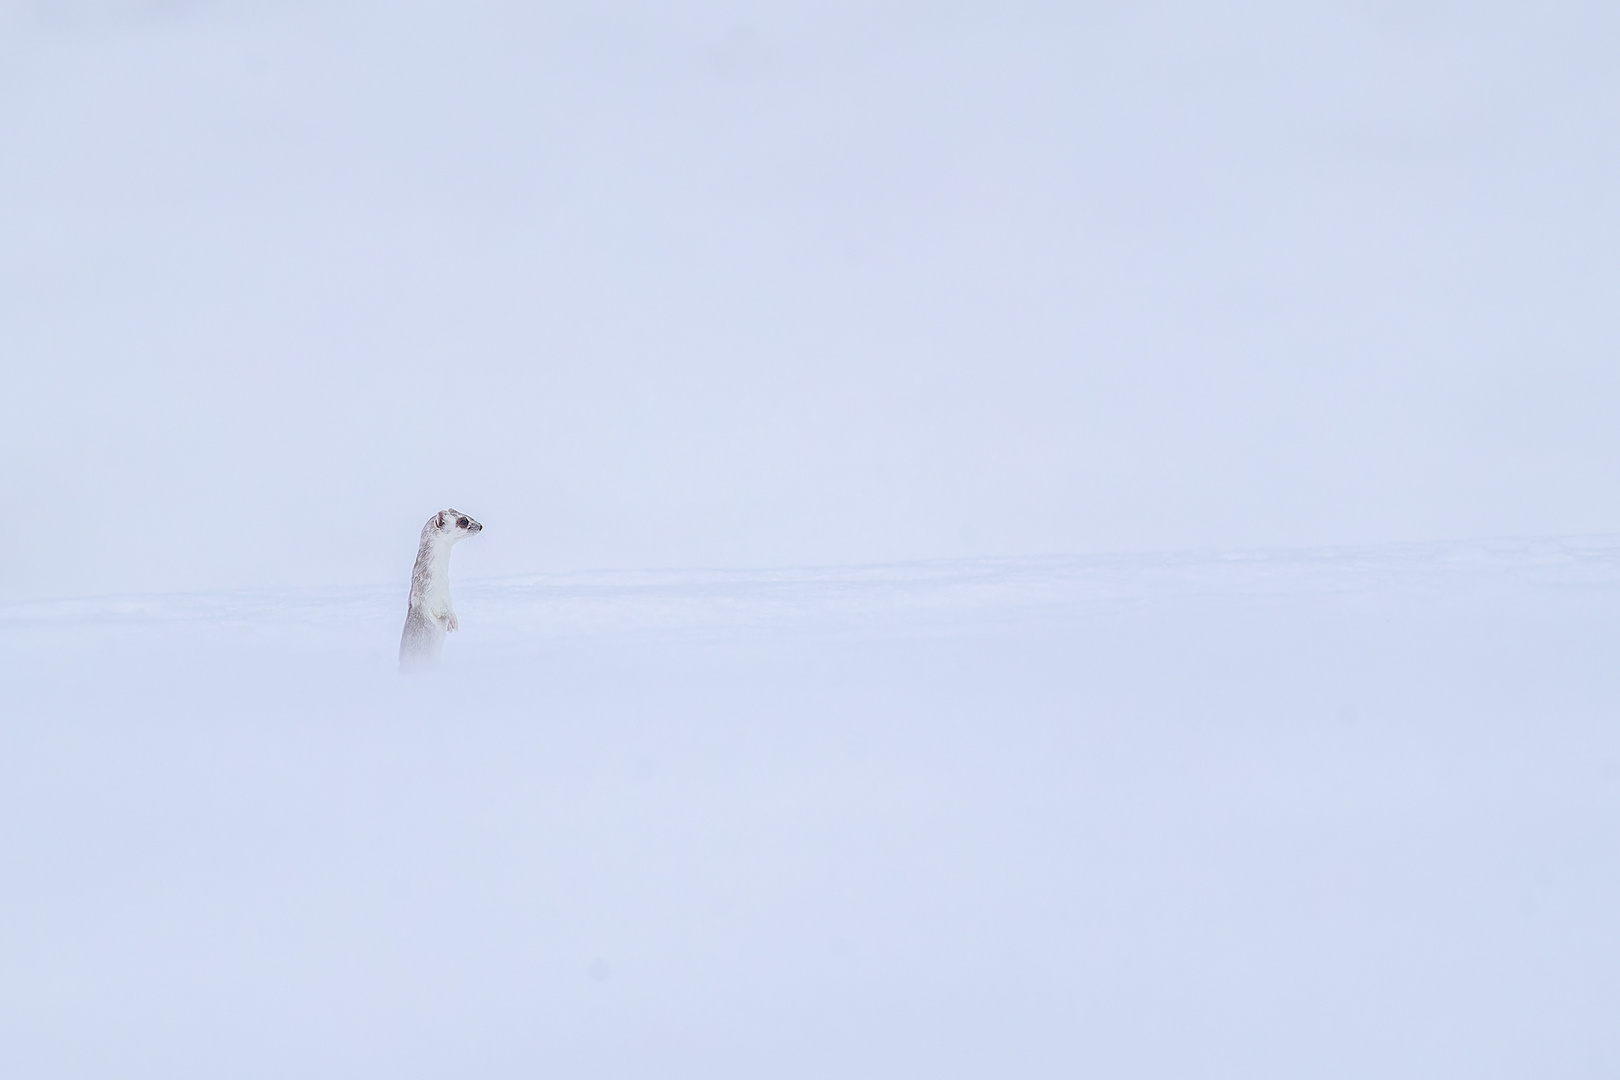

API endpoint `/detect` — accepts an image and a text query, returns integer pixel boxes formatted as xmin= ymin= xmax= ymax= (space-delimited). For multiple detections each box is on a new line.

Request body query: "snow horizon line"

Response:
xmin=8 ymin=529 xmax=1620 ymax=627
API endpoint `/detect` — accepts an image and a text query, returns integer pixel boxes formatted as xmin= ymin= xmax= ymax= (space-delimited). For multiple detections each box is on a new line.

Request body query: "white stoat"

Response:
xmin=399 ymin=508 xmax=483 ymax=672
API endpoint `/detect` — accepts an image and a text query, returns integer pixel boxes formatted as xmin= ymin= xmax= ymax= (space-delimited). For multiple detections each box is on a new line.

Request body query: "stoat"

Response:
xmin=399 ymin=508 xmax=482 ymax=672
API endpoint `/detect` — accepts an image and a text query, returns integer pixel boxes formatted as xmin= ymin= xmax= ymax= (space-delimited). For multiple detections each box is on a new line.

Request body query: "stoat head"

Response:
xmin=425 ymin=508 xmax=483 ymax=543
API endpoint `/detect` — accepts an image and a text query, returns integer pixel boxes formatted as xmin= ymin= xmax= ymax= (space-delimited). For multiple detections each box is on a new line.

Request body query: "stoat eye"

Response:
xmin=457 ymin=517 xmax=469 ymax=527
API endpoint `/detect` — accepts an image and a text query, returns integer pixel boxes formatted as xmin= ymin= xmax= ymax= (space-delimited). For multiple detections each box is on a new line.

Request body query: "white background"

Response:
xmin=5 ymin=0 xmax=1619 ymax=598
xmin=4 ymin=5 xmax=1619 ymax=1077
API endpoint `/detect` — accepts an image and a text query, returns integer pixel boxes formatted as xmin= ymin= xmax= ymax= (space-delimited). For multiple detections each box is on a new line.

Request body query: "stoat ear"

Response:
xmin=435 ymin=511 xmax=447 ymax=529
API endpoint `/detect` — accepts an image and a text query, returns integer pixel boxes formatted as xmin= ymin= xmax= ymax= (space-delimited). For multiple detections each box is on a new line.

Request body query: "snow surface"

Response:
xmin=4 ymin=537 xmax=1619 ymax=1077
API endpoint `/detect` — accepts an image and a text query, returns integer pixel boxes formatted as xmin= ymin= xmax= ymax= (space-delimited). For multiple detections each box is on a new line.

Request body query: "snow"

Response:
xmin=4 ymin=538 xmax=1619 ymax=1077
xmin=5 ymin=1 xmax=1620 ymax=1073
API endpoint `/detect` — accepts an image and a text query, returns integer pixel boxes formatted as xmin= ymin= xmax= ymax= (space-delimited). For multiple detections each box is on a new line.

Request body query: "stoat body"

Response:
xmin=399 ymin=508 xmax=482 ymax=672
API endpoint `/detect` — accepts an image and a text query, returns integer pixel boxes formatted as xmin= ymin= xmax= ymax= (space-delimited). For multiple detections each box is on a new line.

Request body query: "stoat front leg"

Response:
xmin=430 ymin=601 xmax=457 ymax=632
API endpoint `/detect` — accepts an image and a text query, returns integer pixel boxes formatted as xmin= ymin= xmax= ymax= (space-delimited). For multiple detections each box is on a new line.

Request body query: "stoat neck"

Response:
xmin=412 ymin=535 xmax=455 ymax=602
